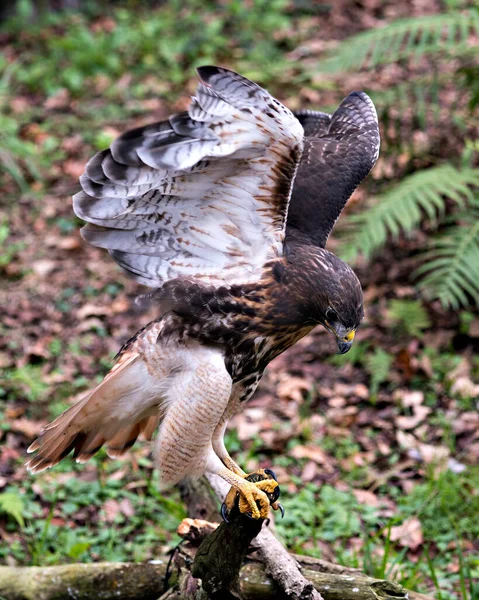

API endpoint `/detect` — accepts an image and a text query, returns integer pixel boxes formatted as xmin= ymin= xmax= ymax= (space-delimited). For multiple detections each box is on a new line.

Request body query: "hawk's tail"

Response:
xmin=25 ymin=337 xmax=165 ymax=474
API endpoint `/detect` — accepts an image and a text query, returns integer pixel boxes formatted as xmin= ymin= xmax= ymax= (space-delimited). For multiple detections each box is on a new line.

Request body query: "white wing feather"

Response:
xmin=74 ymin=66 xmax=304 ymax=287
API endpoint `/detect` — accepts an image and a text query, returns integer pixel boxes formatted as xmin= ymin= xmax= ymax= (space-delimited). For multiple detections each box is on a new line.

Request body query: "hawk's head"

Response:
xmin=285 ymin=245 xmax=363 ymax=354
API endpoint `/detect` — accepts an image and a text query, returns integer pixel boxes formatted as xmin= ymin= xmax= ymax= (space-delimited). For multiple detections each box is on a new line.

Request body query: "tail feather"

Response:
xmin=139 ymin=414 xmax=160 ymax=441
xmin=26 ymin=350 xmax=166 ymax=473
xmin=106 ymin=422 xmax=142 ymax=459
xmin=74 ymin=432 xmax=107 ymax=464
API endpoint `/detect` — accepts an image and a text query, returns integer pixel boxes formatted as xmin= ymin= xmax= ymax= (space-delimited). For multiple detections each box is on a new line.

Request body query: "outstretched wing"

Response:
xmin=287 ymin=92 xmax=380 ymax=248
xmin=74 ymin=66 xmax=303 ymax=287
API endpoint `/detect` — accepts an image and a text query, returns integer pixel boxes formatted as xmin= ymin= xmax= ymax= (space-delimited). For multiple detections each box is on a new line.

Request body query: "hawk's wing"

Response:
xmin=287 ymin=92 xmax=380 ymax=248
xmin=74 ymin=66 xmax=303 ymax=287
xmin=293 ymin=109 xmax=331 ymax=137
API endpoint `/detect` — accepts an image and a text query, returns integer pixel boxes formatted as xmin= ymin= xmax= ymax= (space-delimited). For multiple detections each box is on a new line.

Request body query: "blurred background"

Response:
xmin=0 ymin=1 xmax=478 ymax=598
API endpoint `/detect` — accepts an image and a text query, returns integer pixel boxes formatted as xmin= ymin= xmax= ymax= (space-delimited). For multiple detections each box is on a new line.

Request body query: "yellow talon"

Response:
xmin=222 ymin=469 xmax=280 ymax=521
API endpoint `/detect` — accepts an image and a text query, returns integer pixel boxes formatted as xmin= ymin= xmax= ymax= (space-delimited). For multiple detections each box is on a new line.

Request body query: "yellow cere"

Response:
xmin=344 ymin=330 xmax=355 ymax=342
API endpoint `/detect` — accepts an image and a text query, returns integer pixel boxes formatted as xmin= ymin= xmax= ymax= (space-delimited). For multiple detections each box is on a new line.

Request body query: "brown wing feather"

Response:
xmin=287 ymin=91 xmax=380 ymax=248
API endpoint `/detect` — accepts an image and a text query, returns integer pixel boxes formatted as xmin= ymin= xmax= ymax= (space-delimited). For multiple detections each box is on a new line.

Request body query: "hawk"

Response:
xmin=26 ymin=66 xmax=380 ymax=520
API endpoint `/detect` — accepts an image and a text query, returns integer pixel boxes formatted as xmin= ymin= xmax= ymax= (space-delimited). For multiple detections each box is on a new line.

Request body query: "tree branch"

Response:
xmin=0 ymin=560 xmax=434 ymax=600
xmin=206 ymin=473 xmax=323 ymax=600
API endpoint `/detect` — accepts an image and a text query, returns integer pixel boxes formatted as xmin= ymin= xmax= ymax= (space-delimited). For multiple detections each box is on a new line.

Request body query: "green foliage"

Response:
xmin=0 ymin=0 xmax=302 ymax=192
xmin=276 ymin=466 xmax=479 ymax=597
xmin=339 ymin=166 xmax=479 ymax=308
xmin=0 ymin=114 xmax=42 ymax=192
xmin=0 ymin=223 xmax=26 ymax=268
xmin=415 ymin=209 xmax=479 ymax=308
xmin=0 ymin=491 xmax=25 ymax=528
xmin=397 ymin=468 xmax=479 ymax=553
xmin=2 ymin=0 xmax=293 ymax=98
xmin=321 ymin=10 xmax=479 ymax=72
xmin=339 ymin=166 xmax=479 ymax=263
xmin=1 ymin=463 xmax=185 ymax=566
xmin=387 ymin=299 xmax=431 ymax=337
xmin=5 ymin=365 xmax=50 ymax=402
xmin=365 ymin=348 xmax=393 ymax=396
xmin=276 ymin=484 xmax=373 ymax=551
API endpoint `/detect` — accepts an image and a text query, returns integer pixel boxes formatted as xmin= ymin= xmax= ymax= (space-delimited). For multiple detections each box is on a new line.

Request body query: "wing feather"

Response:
xmin=74 ymin=66 xmax=303 ymax=287
xmin=293 ymin=109 xmax=332 ymax=137
xmin=287 ymin=92 xmax=380 ymax=248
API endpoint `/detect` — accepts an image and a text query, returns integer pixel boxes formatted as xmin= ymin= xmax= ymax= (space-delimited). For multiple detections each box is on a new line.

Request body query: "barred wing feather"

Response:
xmin=74 ymin=66 xmax=304 ymax=287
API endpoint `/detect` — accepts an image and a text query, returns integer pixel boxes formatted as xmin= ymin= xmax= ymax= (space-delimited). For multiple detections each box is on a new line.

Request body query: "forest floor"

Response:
xmin=0 ymin=2 xmax=478 ymax=600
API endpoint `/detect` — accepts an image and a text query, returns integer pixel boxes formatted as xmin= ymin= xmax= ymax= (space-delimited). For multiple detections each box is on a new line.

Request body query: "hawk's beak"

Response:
xmin=336 ymin=330 xmax=355 ymax=355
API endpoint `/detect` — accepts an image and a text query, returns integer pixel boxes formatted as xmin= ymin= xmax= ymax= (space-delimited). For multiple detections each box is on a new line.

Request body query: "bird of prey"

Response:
xmin=26 ymin=66 xmax=380 ymax=520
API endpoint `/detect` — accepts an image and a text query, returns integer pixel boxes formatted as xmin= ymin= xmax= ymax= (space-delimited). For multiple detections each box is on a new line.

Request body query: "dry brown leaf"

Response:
xmin=9 ymin=418 xmax=45 ymax=438
xmin=102 ymin=499 xmax=121 ymax=522
xmin=353 ymin=489 xmax=380 ymax=507
xmin=395 ymin=405 xmax=431 ymax=430
xmin=333 ymin=382 xmax=369 ymax=399
xmin=328 ymin=396 xmax=346 ymax=408
xmin=119 ymin=498 xmax=135 ymax=518
xmin=111 ymin=297 xmax=131 ymax=313
xmin=177 ymin=518 xmax=218 ymax=542
xmin=44 ymin=88 xmax=70 ymax=110
xmin=63 ymin=159 xmax=85 ymax=179
xmin=276 ymin=375 xmax=311 ymax=402
xmin=390 ymin=517 xmax=423 ymax=550
xmin=411 ymin=443 xmax=449 ymax=465
xmin=450 ymin=376 xmax=479 ymax=399
xmin=32 ymin=259 xmax=56 ymax=277
xmin=5 ymin=407 xmax=25 ymax=419
xmin=58 ymin=236 xmax=82 ymax=251
xmin=301 ymin=460 xmax=318 ymax=482
xmin=76 ymin=304 xmax=110 ymax=319
xmin=290 ymin=445 xmax=331 ymax=466
xmin=393 ymin=390 xmax=424 ymax=407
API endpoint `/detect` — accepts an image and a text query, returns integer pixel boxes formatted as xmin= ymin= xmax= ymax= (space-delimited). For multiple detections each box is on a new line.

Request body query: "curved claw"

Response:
xmin=221 ymin=502 xmax=230 ymax=523
xmin=278 ymin=503 xmax=285 ymax=519
xmin=264 ymin=468 xmax=277 ymax=481
xmin=270 ymin=484 xmax=280 ymax=504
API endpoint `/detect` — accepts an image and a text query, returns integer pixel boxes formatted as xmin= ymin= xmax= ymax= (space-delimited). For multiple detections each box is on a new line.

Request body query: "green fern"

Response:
xmin=321 ymin=10 xmax=479 ymax=72
xmin=370 ymin=74 xmax=444 ymax=133
xmin=387 ymin=299 xmax=431 ymax=337
xmin=0 ymin=491 xmax=25 ymax=528
xmin=365 ymin=348 xmax=393 ymax=397
xmin=414 ymin=207 xmax=479 ymax=308
xmin=338 ymin=166 xmax=479 ymax=264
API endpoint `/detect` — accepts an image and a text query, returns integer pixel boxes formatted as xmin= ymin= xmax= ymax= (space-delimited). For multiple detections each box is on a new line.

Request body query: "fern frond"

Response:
xmin=370 ymin=74 xmax=445 ymax=129
xmin=338 ymin=166 xmax=479 ymax=264
xmin=321 ymin=10 xmax=479 ymax=72
xmin=365 ymin=348 xmax=393 ymax=396
xmin=414 ymin=207 xmax=479 ymax=308
xmin=387 ymin=299 xmax=431 ymax=337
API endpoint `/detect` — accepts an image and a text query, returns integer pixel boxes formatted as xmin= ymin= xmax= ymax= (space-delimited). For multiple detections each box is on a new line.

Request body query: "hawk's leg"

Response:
xmin=212 ymin=422 xmax=246 ymax=476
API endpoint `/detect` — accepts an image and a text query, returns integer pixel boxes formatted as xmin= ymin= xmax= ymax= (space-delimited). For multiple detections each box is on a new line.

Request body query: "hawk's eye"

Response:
xmin=326 ymin=308 xmax=338 ymax=323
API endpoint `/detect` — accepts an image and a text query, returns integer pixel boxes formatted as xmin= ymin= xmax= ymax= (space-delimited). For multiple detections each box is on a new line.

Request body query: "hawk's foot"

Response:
xmin=221 ymin=469 xmax=283 ymax=522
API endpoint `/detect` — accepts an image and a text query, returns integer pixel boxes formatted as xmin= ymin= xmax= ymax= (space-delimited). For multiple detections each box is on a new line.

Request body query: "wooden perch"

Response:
xmin=206 ymin=473 xmax=324 ymax=600
xmin=191 ymin=471 xmax=284 ymax=599
xmin=0 ymin=558 xmax=434 ymax=600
